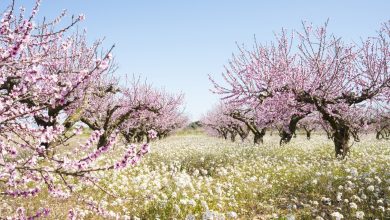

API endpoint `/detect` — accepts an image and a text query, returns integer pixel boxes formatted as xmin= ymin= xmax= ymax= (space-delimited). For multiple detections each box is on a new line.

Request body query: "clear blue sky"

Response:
xmin=3 ymin=1 xmax=389 ymax=120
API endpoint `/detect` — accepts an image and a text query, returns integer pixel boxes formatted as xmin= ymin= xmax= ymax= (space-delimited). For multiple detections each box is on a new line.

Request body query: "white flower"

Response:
xmin=351 ymin=195 xmax=361 ymax=202
xmin=346 ymin=180 xmax=354 ymax=188
xmin=374 ymin=176 xmax=382 ymax=184
xmin=356 ymin=211 xmax=364 ymax=219
xmin=336 ymin=192 xmax=342 ymax=201
xmin=215 ymin=186 xmax=222 ymax=195
xmin=185 ymin=214 xmax=196 ymax=220
xmin=174 ymin=204 xmax=181 ymax=213
xmin=194 ymin=194 xmax=200 ymax=200
xmin=227 ymin=211 xmax=238 ymax=219
xmin=201 ymin=200 xmax=209 ymax=210
xmin=350 ymin=167 xmax=358 ymax=177
xmin=286 ymin=214 xmax=295 ymax=220
xmin=349 ymin=202 xmax=357 ymax=209
xmin=188 ymin=199 xmax=196 ymax=207
xmin=193 ymin=169 xmax=199 ymax=176
xmin=174 ymin=173 xmax=193 ymax=189
xmin=321 ymin=197 xmax=331 ymax=205
xmin=367 ymin=185 xmax=375 ymax=191
xmin=203 ymin=210 xmax=217 ymax=220
xmin=331 ymin=212 xmax=344 ymax=220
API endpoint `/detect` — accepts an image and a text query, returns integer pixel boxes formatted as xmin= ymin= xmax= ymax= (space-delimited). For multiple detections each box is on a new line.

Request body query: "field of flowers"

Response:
xmin=3 ymin=132 xmax=389 ymax=219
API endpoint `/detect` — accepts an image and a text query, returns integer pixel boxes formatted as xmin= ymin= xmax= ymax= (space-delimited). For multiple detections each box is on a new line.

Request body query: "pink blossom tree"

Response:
xmin=0 ymin=1 xmax=157 ymax=217
xmin=368 ymin=109 xmax=390 ymax=140
xmin=228 ymin=106 xmax=269 ymax=144
xmin=202 ymin=102 xmax=258 ymax=143
xmin=211 ymin=21 xmax=390 ymax=158
xmin=297 ymin=113 xmax=322 ymax=140
xmin=210 ymin=31 xmax=312 ymax=145
xmin=80 ymin=77 xmax=164 ymax=148
xmin=201 ymin=102 xmax=247 ymax=142
xmin=201 ymin=103 xmax=232 ymax=140
xmin=118 ymin=84 xmax=187 ymax=143
xmin=290 ymin=21 xmax=389 ymax=157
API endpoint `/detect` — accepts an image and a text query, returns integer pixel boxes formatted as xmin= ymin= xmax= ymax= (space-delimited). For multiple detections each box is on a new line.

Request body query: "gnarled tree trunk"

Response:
xmin=237 ymin=126 xmax=249 ymax=142
xmin=303 ymin=126 xmax=313 ymax=140
xmin=280 ymin=114 xmax=305 ymax=145
xmin=230 ymin=131 xmax=237 ymax=142
xmin=333 ymin=125 xmax=350 ymax=158
xmin=306 ymin=130 xmax=311 ymax=140
xmin=222 ymin=132 xmax=228 ymax=140
xmin=315 ymin=105 xmax=352 ymax=159
xmin=253 ymin=128 xmax=266 ymax=144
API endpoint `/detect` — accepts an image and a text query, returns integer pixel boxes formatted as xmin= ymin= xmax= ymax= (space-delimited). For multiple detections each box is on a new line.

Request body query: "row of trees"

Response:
xmin=202 ymin=105 xmax=390 ymax=143
xmin=205 ymin=20 xmax=390 ymax=158
xmin=0 ymin=1 xmax=186 ymax=218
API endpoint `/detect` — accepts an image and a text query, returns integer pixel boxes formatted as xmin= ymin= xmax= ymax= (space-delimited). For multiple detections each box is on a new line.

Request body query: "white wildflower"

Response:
xmin=227 ymin=211 xmax=238 ymax=219
xmin=331 ymin=212 xmax=344 ymax=220
xmin=356 ymin=211 xmax=364 ymax=219
xmin=349 ymin=202 xmax=357 ymax=209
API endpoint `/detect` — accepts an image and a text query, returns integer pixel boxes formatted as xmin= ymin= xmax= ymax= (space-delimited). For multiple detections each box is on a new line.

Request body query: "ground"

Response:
xmin=3 ymin=132 xmax=390 ymax=219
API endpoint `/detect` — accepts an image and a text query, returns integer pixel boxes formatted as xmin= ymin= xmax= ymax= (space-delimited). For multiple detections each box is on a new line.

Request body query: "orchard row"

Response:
xmin=203 ymin=20 xmax=390 ymax=158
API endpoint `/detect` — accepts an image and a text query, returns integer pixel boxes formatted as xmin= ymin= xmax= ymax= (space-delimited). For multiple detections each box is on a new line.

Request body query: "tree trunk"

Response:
xmin=238 ymin=132 xmax=248 ymax=142
xmin=237 ymin=127 xmax=249 ymax=142
xmin=253 ymin=128 xmax=266 ymax=144
xmin=316 ymin=105 xmax=351 ymax=158
xmin=279 ymin=114 xmax=304 ymax=145
xmin=230 ymin=133 xmax=236 ymax=142
xmin=253 ymin=133 xmax=263 ymax=144
xmin=306 ymin=130 xmax=311 ymax=140
xmin=376 ymin=130 xmax=381 ymax=140
xmin=222 ymin=132 xmax=228 ymax=140
xmin=280 ymin=130 xmax=293 ymax=145
xmin=303 ymin=127 xmax=312 ymax=140
xmin=333 ymin=126 xmax=350 ymax=158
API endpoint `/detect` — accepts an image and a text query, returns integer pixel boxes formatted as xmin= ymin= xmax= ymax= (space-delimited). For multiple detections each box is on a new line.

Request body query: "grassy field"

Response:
xmin=2 ymin=132 xmax=390 ymax=219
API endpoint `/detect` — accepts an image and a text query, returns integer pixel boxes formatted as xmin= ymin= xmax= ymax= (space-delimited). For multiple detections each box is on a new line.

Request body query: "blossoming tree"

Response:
xmin=0 ymin=1 xmax=185 ymax=217
xmin=211 ymin=21 xmax=390 ymax=158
